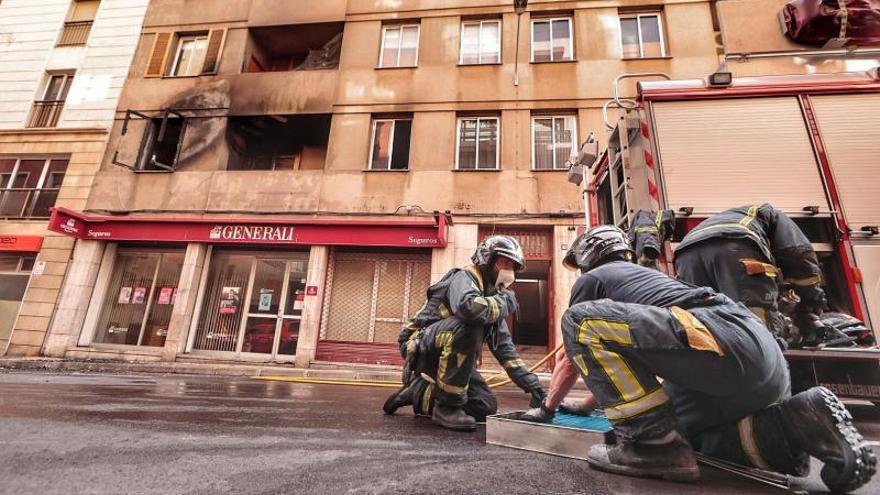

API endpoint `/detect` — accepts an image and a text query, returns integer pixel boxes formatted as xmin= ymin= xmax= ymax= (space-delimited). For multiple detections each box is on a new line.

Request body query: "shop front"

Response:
xmin=46 ymin=207 xmax=448 ymax=365
xmin=0 ymin=235 xmax=42 ymax=353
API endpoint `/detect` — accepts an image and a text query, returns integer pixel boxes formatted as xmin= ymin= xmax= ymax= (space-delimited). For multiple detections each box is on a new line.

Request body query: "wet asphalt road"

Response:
xmin=0 ymin=372 xmax=878 ymax=495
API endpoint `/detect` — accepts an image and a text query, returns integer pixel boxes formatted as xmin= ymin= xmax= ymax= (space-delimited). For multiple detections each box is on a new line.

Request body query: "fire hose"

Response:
xmin=255 ymin=342 xmax=565 ymax=389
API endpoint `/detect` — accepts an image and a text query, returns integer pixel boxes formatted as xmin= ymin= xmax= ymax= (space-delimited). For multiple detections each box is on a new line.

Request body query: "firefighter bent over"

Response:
xmin=561 ymin=226 xmax=875 ymax=492
xmin=383 ymin=236 xmax=546 ymax=431
xmin=674 ymin=204 xmax=826 ymax=348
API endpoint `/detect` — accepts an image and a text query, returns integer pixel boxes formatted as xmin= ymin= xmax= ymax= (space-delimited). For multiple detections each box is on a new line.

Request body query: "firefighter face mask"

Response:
xmin=495 ymin=269 xmax=516 ymax=289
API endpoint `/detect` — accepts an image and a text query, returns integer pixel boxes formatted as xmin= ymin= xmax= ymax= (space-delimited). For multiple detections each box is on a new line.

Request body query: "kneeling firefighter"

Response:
xmin=674 ymin=204 xmax=827 ymax=348
xmin=560 ymin=226 xmax=875 ymax=491
xmin=383 ymin=235 xmax=546 ymax=431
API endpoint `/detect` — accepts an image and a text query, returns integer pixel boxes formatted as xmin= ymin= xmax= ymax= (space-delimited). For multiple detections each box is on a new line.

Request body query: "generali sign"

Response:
xmin=47 ymin=208 xmax=449 ymax=249
xmin=209 ymin=225 xmax=295 ymax=242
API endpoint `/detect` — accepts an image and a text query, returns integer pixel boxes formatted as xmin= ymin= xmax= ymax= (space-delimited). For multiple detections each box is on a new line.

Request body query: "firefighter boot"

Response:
xmin=382 ymin=380 xmax=417 ymax=415
xmin=779 ymin=387 xmax=877 ymax=493
xmin=587 ymin=431 xmax=700 ymax=483
xmin=432 ymin=404 xmax=477 ymax=432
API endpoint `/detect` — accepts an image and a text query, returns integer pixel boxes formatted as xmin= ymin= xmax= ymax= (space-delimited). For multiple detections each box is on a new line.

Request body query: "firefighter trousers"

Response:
xmin=561 ymin=296 xmax=807 ymax=473
xmin=675 ymin=238 xmax=787 ymax=338
xmin=414 ymin=316 xmax=490 ymax=412
xmin=408 ymin=371 xmax=498 ymax=421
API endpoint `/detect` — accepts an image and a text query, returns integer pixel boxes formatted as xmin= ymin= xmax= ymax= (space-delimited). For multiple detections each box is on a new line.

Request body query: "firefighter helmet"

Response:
xmin=563 ymin=225 xmax=634 ymax=272
xmin=471 ymin=235 xmax=526 ymax=271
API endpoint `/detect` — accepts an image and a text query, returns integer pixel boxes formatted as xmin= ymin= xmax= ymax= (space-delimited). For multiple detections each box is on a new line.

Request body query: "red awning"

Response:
xmin=0 ymin=235 xmax=43 ymax=252
xmin=47 ymin=207 xmax=448 ymax=248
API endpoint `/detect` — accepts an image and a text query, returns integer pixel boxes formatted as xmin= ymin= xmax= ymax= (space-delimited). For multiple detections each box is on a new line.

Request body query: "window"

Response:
xmin=369 ymin=118 xmax=412 ymax=170
xmin=170 ymin=34 xmax=208 ymax=76
xmin=112 ymin=109 xmax=187 ymax=172
xmin=93 ymin=250 xmax=184 ymax=347
xmin=620 ymin=13 xmax=666 ymax=59
xmin=456 ymin=116 xmax=499 ymax=170
xmin=27 ymin=73 xmax=74 ymax=128
xmin=460 ymin=20 xmax=500 ymax=64
xmin=531 ymin=17 xmax=573 ymax=62
xmin=57 ymin=0 xmax=99 ymax=46
xmin=532 ymin=115 xmax=577 ymax=170
xmin=144 ymin=30 xmax=225 ymax=78
xmin=379 ymin=24 xmax=419 ymax=68
xmin=0 ymin=157 xmax=68 ymax=218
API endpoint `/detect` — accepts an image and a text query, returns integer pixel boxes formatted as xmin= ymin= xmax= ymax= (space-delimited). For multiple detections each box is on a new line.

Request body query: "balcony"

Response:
xmin=57 ymin=20 xmax=94 ymax=47
xmin=0 ymin=188 xmax=60 ymax=219
xmin=26 ymin=100 xmax=65 ymax=128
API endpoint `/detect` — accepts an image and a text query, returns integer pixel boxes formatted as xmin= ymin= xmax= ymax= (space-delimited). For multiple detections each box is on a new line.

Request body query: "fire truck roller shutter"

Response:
xmin=650 ymin=97 xmax=830 ymax=216
xmin=809 ymin=93 xmax=880 ymax=233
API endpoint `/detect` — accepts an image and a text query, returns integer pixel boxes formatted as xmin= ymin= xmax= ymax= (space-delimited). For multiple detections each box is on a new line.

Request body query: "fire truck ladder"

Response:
xmin=603 ymin=73 xmax=669 ymax=229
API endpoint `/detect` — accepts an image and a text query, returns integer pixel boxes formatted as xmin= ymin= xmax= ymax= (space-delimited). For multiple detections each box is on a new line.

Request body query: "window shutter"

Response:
xmin=201 ymin=29 xmax=226 ymax=75
xmin=145 ymin=32 xmax=172 ymax=78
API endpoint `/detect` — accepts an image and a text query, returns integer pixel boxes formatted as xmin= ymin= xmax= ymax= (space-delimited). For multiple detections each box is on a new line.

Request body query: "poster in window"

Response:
xmin=118 ymin=287 xmax=132 ymax=304
xmin=157 ymin=287 xmax=174 ymax=305
xmin=293 ymin=293 xmax=305 ymax=311
xmin=219 ymin=286 xmax=240 ymax=314
xmin=132 ymin=287 xmax=147 ymax=305
xmin=258 ymin=288 xmax=273 ymax=312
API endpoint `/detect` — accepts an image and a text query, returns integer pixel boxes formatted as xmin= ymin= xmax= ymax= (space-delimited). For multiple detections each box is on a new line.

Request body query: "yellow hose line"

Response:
xmin=254 ymin=376 xmax=402 ymax=388
xmin=254 ymin=342 xmax=565 ymax=390
xmin=487 ymin=342 xmax=564 ymax=389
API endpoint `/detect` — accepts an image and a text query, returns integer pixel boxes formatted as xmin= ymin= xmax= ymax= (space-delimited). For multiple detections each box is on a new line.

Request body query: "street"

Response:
xmin=0 ymin=372 xmax=878 ymax=494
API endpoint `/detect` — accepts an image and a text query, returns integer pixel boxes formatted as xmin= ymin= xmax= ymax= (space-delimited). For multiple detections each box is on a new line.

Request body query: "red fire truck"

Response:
xmin=587 ymin=70 xmax=880 ymax=403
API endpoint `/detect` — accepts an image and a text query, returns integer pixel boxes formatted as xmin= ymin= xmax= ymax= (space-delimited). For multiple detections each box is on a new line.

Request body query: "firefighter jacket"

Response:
xmin=397 ymin=265 xmax=542 ymax=395
xmin=674 ymin=203 xmax=826 ymax=307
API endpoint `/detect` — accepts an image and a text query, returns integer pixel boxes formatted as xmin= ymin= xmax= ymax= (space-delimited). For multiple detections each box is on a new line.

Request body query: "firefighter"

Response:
xmin=560 ymin=226 xmax=875 ymax=491
xmin=674 ymin=204 xmax=827 ymax=347
xmin=627 ymin=209 xmax=675 ymax=270
xmin=383 ymin=235 xmax=546 ymax=431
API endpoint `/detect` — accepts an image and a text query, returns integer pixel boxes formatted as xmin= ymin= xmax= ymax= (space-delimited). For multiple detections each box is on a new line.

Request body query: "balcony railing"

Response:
xmin=57 ymin=20 xmax=93 ymax=47
xmin=26 ymin=100 xmax=65 ymax=128
xmin=0 ymin=188 xmax=60 ymax=219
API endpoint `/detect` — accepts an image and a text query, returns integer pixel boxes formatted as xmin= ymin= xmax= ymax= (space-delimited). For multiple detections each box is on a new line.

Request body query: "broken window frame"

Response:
xmin=112 ymin=108 xmax=188 ymax=173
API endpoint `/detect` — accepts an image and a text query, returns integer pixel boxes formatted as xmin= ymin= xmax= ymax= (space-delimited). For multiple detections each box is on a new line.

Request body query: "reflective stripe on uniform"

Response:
xmin=503 ymin=358 xmax=526 ymax=370
xmin=577 ymin=319 xmax=643 ymax=401
xmin=438 ymin=303 xmax=451 ymax=319
xmin=748 ymin=306 xmax=768 ymax=325
xmin=486 ymin=296 xmax=500 ymax=320
xmin=738 ymin=415 xmax=772 ymax=470
xmin=654 ymin=210 xmax=664 ymax=228
xmin=466 ymin=265 xmax=484 ymax=292
xmin=670 ymin=306 xmax=724 ymax=356
xmin=437 ymin=379 xmax=466 ymax=394
xmin=786 ymin=275 xmax=821 ymax=286
xmin=604 ymin=386 xmax=669 ymax=421
xmin=739 ymin=205 xmax=760 ymax=227
xmin=421 ymin=383 xmax=434 ymax=414
xmin=571 ymin=354 xmax=589 ymax=376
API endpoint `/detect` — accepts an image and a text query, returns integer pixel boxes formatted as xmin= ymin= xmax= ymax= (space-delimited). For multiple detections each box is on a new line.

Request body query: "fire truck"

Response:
xmin=586 ymin=70 xmax=880 ymax=403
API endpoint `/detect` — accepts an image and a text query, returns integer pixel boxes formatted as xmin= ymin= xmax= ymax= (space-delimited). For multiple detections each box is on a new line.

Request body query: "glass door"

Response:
xmin=195 ymin=251 xmax=309 ymax=361
xmin=241 ymin=259 xmax=286 ymax=355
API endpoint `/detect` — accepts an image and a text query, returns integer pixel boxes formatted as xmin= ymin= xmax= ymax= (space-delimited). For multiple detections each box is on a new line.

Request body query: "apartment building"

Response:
xmin=19 ymin=0 xmax=875 ymax=368
xmin=0 ymin=0 xmax=148 ymax=355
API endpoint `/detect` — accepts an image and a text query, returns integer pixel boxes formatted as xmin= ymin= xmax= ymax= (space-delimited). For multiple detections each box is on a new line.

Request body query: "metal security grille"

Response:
xmin=478 ymin=228 xmax=553 ymax=260
xmin=320 ymin=251 xmax=431 ymax=345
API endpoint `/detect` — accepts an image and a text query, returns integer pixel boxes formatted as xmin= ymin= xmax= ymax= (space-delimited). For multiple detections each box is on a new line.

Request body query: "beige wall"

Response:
xmin=0 ymin=129 xmax=109 ymax=356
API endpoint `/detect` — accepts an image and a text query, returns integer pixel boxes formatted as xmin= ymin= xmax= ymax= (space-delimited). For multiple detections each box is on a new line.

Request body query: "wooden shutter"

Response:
xmin=70 ymin=0 xmax=100 ymax=21
xmin=145 ymin=32 xmax=173 ymax=78
xmin=201 ymin=29 xmax=226 ymax=75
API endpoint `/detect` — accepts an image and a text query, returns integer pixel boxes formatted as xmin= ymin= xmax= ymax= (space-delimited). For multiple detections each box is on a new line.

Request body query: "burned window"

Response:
xmin=245 ymin=23 xmax=343 ymax=73
xmin=113 ymin=109 xmax=187 ymax=172
xmin=226 ymin=114 xmax=331 ymax=171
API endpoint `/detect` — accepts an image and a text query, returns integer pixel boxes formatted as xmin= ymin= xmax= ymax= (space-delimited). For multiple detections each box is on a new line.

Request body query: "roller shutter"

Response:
xmin=651 ymin=97 xmax=830 ymax=215
xmin=810 ymin=93 xmax=880 ymax=231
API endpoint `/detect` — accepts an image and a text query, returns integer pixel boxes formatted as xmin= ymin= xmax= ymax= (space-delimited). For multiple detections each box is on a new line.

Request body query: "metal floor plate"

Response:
xmin=486 ymin=411 xmax=611 ymax=461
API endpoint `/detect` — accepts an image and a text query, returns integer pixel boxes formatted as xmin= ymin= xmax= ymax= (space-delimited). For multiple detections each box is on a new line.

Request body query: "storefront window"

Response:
xmin=93 ymin=250 xmax=184 ymax=347
xmin=193 ymin=251 xmax=309 ymax=358
xmin=0 ymin=253 xmax=35 ymax=352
